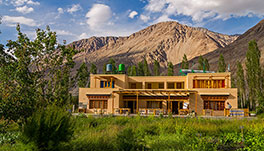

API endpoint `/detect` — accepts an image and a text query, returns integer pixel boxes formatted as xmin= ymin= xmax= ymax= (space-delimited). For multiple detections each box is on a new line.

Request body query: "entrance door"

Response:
xmin=127 ymin=101 xmax=137 ymax=113
xmin=172 ymin=101 xmax=179 ymax=114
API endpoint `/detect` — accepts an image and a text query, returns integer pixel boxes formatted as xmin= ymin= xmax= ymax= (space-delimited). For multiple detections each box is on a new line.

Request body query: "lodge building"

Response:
xmin=78 ymin=72 xmax=237 ymax=116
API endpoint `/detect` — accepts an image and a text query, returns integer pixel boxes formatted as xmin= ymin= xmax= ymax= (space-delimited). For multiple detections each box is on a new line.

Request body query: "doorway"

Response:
xmin=127 ymin=101 xmax=137 ymax=113
xmin=172 ymin=101 xmax=179 ymax=114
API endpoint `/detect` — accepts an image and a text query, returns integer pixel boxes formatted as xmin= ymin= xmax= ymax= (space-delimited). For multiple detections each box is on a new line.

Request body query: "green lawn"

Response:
xmin=1 ymin=115 xmax=264 ymax=151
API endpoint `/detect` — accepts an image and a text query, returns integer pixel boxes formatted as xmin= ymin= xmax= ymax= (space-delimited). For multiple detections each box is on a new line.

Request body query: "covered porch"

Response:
xmin=112 ymin=89 xmax=198 ymax=115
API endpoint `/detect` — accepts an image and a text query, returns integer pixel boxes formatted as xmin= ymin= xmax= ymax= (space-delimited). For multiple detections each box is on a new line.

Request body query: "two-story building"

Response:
xmin=79 ymin=72 xmax=237 ymax=116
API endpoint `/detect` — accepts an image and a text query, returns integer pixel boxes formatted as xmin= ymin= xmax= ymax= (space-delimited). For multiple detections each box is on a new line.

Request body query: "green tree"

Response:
xmin=90 ymin=63 xmax=97 ymax=74
xmin=246 ymin=40 xmax=262 ymax=110
xmin=143 ymin=58 xmax=151 ymax=76
xmin=204 ymin=58 xmax=210 ymax=71
xmin=127 ymin=66 xmax=132 ymax=76
xmin=236 ymin=62 xmax=246 ymax=108
xmin=198 ymin=56 xmax=210 ymax=71
xmin=0 ymin=25 xmax=77 ymax=123
xmin=103 ymin=63 xmax=107 ymax=74
xmin=132 ymin=65 xmax=137 ymax=76
xmin=76 ymin=63 xmax=89 ymax=88
xmin=181 ymin=54 xmax=189 ymax=69
xmin=198 ymin=56 xmax=204 ymax=70
xmin=167 ymin=62 xmax=174 ymax=76
xmin=137 ymin=62 xmax=144 ymax=76
xmin=218 ymin=54 xmax=226 ymax=72
xmin=153 ymin=59 xmax=160 ymax=76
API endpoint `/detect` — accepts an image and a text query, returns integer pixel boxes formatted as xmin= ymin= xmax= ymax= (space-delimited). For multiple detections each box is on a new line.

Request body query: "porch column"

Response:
xmin=136 ymin=92 xmax=139 ymax=113
xmin=195 ymin=92 xmax=197 ymax=113
xmin=112 ymin=92 xmax=114 ymax=114
xmin=168 ymin=92 xmax=170 ymax=113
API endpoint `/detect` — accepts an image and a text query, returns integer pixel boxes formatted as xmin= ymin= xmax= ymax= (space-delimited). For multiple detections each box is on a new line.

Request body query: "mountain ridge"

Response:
xmin=70 ymin=21 xmax=238 ymax=73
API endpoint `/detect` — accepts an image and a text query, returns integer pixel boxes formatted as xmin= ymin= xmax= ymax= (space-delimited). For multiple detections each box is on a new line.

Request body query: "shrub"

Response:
xmin=21 ymin=105 xmax=75 ymax=151
xmin=115 ymin=128 xmax=146 ymax=151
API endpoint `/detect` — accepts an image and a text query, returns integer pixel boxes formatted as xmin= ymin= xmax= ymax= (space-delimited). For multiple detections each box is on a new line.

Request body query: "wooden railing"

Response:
xmin=114 ymin=108 xmax=131 ymax=114
xmin=139 ymin=108 xmax=164 ymax=115
xmin=93 ymin=108 xmax=107 ymax=114
xmin=224 ymin=108 xmax=249 ymax=117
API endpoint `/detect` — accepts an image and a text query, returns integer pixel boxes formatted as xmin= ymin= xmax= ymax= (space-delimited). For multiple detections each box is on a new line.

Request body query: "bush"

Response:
xmin=115 ymin=128 xmax=146 ymax=151
xmin=21 ymin=105 xmax=75 ymax=151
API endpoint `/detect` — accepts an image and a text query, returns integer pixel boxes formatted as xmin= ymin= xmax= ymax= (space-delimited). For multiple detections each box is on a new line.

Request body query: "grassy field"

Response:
xmin=1 ymin=115 xmax=264 ymax=151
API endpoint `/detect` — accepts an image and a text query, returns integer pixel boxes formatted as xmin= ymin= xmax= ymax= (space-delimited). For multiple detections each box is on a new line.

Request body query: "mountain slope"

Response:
xmin=71 ymin=21 xmax=237 ymax=73
xmin=189 ymin=19 xmax=264 ymax=73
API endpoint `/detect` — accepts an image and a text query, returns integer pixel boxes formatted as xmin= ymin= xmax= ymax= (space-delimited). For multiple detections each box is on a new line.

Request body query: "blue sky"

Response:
xmin=0 ymin=0 xmax=264 ymax=45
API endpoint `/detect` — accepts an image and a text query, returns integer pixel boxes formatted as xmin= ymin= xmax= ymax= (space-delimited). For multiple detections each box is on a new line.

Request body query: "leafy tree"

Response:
xmin=181 ymin=54 xmax=189 ymax=69
xmin=21 ymin=105 xmax=74 ymax=151
xmin=218 ymin=54 xmax=226 ymax=72
xmin=198 ymin=56 xmax=210 ymax=71
xmin=127 ymin=66 xmax=132 ymax=76
xmin=76 ymin=63 xmax=89 ymax=88
xmin=236 ymin=62 xmax=246 ymax=108
xmin=153 ymin=59 xmax=160 ymax=76
xmin=143 ymin=58 xmax=151 ymax=76
xmin=204 ymin=58 xmax=210 ymax=71
xmin=167 ymin=62 xmax=174 ymax=76
xmin=0 ymin=25 xmax=77 ymax=123
xmin=137 ymin=62 xmax=144 ymax=76
xmin=246 ymin=40 xmax=262 ymax=110
xmin=90 ymin=63 xmax=97 ymax=74
xmin=132 ymin=65 xmax=137 ymax=76
xmin=198 ymin=56 xmax=204 ymax=70
xmin=103 ymin=63 xmax=107 ymax=74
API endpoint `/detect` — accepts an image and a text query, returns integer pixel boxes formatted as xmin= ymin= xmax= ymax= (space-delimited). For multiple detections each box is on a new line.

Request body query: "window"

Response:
xmin=100 ymin=81 xmax=115 ymax=88
xmin=193 ymin=80 xmax=225 ymax=88
xmin=147 ymin=101 xmax=162 ymax=108
xmin=176 ymin=82 xmax=184 ymax=89
xmin=147 ymin=83 xmax=152 ymax=89
xmin=158 ymin=83 xmax=164 ymax=89
xmin=130 ymin=83 xmax=136 ymax=89
xmin=89 ymin=100 xmax=108 ymax=109
xmin=167 ymin=83 xmax=175 ymax=89
xmin=129 ymin=82 xmax=143 ymax=89
xmin=204 ymin=101 xmax=225 ymax=110
xmin=167 ymin=82 xmax=184 ymax=89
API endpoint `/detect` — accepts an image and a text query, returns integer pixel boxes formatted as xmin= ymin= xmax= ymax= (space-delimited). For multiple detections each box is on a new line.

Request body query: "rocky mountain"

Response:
xmin=71 ymin=21 xmax=238 ymax=73
xmin=189 ymin=19 xmax=264 ymax=73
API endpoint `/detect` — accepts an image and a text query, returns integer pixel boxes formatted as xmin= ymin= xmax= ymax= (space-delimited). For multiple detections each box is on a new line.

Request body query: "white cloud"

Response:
xmin=140 ymin=15 xmax=150 ymax=22
xmin=86 ymin=4 xmax=112 ymax=29
xmin=58 ymin=7 xmax=63 ymax=14
xmin=129 ymin=11 xmax=138 ymax=19
xmin=54 ymin=29 xmax=75 ymax=36
xmin=67 ymin=4 xmax=81 ymax=14
xmin=27 ymin=0 xmax=40 ymax=5
xmin=2 ymin=16 xmax=38 ymax=27
xmin=79 ymin=33 xmax=88 ymax=39
xmin=11 ymin=0 xmax=39 ymax=6
xmin=153 ymin=14 xmax=173 ymax=23
xmin=15 ymin=6 xmax=34 ymax=14
xmin=145 ymin=0 xmax=264 ymax=22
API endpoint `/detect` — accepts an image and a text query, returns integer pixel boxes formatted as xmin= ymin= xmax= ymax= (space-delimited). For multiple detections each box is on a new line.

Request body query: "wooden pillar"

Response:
xmin=110 ymin=78 xmax=113 ymax=88
xmin=168 ymin=92 xmax=170 ymax=113
xmin=112 ymin=93 xmax=114 ymax=114
xmin=136 ymin=92 xmax=139 ymax=113
xmin=95 ymin=78 xmax=96 ymax=88
xmin=195 ymin=92 xmax=197 ymax=113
